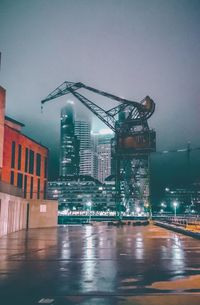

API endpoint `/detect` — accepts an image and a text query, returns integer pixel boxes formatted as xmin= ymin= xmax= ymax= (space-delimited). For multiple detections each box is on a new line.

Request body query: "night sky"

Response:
xmin=0 ymin=0 xmax=200 ymax=202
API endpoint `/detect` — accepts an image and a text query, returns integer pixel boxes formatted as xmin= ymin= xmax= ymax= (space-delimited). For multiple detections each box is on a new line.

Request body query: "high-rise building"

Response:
xmin=60 ymin=102 xmax=79 ymax=177
xmin=92 ymin=133 xmax=99 ymax=180
xmin=75 ymin=120 xmax=93 ymax=176
xmin=92 ymin=130 xmax=113 ymax=182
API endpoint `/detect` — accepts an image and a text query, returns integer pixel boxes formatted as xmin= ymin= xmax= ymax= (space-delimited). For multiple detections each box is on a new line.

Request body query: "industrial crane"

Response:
xmin=41 ymin=81 xmax=156 ymax=217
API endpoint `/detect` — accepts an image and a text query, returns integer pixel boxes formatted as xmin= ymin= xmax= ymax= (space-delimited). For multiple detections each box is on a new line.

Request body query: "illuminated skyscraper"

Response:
xmin=60 ymin=102 xmax=79 ymax=177
xmin=75 ymin=120 xmax=93 ymax=176
xmin=92 ymin=130 xmax=113 ymax=182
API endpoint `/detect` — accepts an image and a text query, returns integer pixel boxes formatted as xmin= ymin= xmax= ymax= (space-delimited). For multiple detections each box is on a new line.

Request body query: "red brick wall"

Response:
xmin=2 ymin=125 xmax=48 ymax=199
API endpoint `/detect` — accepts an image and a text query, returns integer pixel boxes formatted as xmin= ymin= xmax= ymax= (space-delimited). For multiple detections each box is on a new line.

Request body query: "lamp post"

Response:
xmin=173 ymin=201 xmax=178 ymax=218
xmin=86 ymin=201 xmax=92 ymax=223
xmin=144 ymin=203 xmax=149 ymax=216
xmin=160 ymin=202 xmax=167 ymax=214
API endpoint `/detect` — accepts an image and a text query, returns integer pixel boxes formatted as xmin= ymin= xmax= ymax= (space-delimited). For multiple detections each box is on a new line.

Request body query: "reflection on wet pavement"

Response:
xmin=149 ymin=274 xmax=200 ymax=290
xmin=0 ymin=224 xmax=200 ymax=304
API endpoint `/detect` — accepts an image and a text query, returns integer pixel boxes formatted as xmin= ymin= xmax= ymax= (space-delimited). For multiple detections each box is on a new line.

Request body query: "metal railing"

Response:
xmin=154 ymin=215 xmax=200 ymax=231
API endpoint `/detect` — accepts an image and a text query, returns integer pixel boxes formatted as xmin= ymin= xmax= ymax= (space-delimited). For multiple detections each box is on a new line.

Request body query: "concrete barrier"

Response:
xmin=155 ymin=221 xmax=200 ymax=239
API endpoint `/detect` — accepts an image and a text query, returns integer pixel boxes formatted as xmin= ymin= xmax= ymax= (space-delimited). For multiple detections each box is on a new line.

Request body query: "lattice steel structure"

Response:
xmin=41 ymin=81 xmax=156 ymax=217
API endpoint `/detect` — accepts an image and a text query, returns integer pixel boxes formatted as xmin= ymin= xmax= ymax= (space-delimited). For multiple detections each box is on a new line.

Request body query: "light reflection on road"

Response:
xmin=0 ymin=224 xmax=200 ymax=304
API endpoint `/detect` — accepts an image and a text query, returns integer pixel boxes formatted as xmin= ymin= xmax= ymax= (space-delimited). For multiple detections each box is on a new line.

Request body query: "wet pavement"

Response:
xmin=1 ymin=224 xmax=200 ymax=304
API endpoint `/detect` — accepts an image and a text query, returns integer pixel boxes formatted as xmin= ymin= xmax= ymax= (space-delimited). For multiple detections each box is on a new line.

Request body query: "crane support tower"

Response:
xmin=41 ymin=82 xmax=156 ymax=218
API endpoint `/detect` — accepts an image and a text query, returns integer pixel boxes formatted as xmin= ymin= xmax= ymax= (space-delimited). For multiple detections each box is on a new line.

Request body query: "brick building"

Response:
xmin=0 ymin=85 xmax=58 ymax=237
xmin=0 ymin=86 xmax=48 ymax=200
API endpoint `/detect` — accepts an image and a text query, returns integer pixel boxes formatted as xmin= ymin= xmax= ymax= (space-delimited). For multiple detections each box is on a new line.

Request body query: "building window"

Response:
xmin=24 ymin=175 xmax=27 ymax=198
xmin=37 ymin=178 xmax=40 ymax=199
xmin=29 ymin=150 xmax=34 ymax=174
xmin=11 ymin=141 xmax=15 ymax=168
xmin=36 ymin=153 xmax=41 ymax=176
xmin=25 ymin=148 xmax=28 ymax=172
xmin=17 ymin=173 xmax=23 ymax=188
xmin=30 ymin=177 xmax=33 ymax=199
xmin=10 ymin=171 xmax=14 ymax=185
xmin=18 ymin=144 xmax=22 ymax=170
xmin=44 ymin=157 xmax=48 ymax=178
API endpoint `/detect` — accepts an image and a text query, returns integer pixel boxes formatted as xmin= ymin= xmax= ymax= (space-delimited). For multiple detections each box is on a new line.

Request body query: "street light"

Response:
xmin=173 ymin=201 xmax=178 ymax=218
xmin=135 ymin=206 xmax=141 ymax=216
xmin=161 ymin=202 xmax=166 ymax=208
xmin=86 ymin=201 xmax=92 ymax=223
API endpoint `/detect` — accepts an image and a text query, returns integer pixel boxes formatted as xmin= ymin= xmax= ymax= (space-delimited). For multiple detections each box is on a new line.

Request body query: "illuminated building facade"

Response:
xmin=75 ymin=120 xmax=93 ymax=176
xmin=60 ymin=103 xmax=79 ymax=177
xmin=47 ymin=176 xmax=116 ymax=211
xmin=163 ymin=185 xmax=200 ymax=214
xmin=92 ymin=130 xmax=113 ymax=182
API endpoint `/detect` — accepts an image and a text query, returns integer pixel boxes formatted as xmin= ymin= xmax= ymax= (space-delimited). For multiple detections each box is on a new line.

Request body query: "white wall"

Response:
xmin=0 ymin=192 xmax=27 ymax=237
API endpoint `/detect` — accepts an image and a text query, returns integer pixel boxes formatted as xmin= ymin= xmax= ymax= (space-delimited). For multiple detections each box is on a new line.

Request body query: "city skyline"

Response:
xmin=59 ymin=102 xmax=114 ymax=183
xmin=48 ymin=102 xmax=116 ymax=211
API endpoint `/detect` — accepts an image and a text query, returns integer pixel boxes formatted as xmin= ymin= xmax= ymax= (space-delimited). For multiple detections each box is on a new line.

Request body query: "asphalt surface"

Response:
xmin=1 ymin=224 xmax=200 ymax=304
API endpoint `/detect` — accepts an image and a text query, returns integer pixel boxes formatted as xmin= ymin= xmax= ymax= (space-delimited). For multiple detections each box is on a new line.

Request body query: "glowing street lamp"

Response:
xmin=173 ymin=201 xmax=178 ymax=218
xmin=161 ymin=202 xmax=166 ymax=208
xmin=135 ymin=206 xmax=141 ymax=215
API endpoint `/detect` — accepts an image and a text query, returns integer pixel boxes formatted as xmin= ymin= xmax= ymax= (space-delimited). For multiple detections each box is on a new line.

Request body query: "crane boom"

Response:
xmin=41 ymin=81 xmax=155 ymax=131
xmin=41 ymin=81 xmax=118 ymax=131
xmin=42 ymin=81 xmax=140 ymax=107
xmin=68 ymin=89 xmax=116 ymax=132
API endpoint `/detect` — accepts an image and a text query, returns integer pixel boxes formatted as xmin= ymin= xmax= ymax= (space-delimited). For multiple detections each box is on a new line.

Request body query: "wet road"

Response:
xmin=1 ymin=224 xmax=200 ymax=304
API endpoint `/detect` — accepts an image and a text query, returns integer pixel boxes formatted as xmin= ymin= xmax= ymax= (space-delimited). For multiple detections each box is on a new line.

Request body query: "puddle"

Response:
xmin=149 ymin=274 xmax=200 ymax=290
